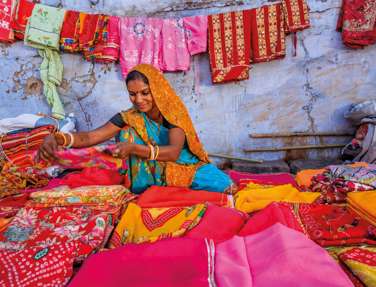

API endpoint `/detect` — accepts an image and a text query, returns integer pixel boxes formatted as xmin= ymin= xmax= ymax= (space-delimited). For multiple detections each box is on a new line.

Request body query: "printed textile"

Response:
xmin=0 ymin=0 xmax=13 ymax=42
xmin=281 ymin=0 xmax=310 ymax=33
xmin=11 ymin=0 xmax=38 ymax=40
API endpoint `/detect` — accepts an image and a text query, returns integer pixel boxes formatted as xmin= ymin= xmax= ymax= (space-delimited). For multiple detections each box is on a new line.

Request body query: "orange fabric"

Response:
xmin=296 ymin=169 xmax=326 ymax=188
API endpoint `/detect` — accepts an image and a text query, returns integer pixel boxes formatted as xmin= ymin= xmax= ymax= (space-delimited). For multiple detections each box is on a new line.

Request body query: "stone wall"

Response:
xmin=0 ymin=0 xmax=375 ymax=163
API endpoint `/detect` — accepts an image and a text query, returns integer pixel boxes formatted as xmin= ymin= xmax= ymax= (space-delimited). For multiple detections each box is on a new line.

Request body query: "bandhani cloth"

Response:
xmin=185 ymin=203 xmax=248 ymax=243
xmin=137 ymin=186 xmax=233 ymax=208
xmin=208 ymin=10 xmax=251 ymax=83
xmin=348 ymin=191 xmax=376 ymax=226
xmin=250 ymin=3 xmax=286 ymax=63
xmin=10 ymin=0 xmax=38 ymax=40
xmin=281 ymin=0 xmax=310 ymax=33
xmin=339 ymin=247 xmax=376 ymax=287
xmin=0 ymin=167 xmax=49 ymax=199
xmin=0 ymin=0 xmax=13 ymax=42
xmin=215 ymin=224 xmax=353 ymax=287
xmin=238 ymin=202 xmax=305 ymax=236
xmin=60 ymin=10 xmax=80 ymax=52
xmin=83 ymin=16 xmax=120 ymax=63
xmin=297 ymin=203 xmax=376 ymax=246
xmin=234 ymin=183 xmax=320 ymax=213
xmin=337 ymin=0 xmax=376 ymax=49
xmin=0 ymin=125 xmax=55 ymax=170
xmin=0 ymin=240 xmax=78 ymax=286
xmin=68 ymin=238 xmax=216 ymax=287
xmin=0 ymin=206 xmax=110 ymax=253
xmin=109 ymin=202 xmax=206 ymax=246
xmin=119 ymin=64 xmax=232 ymax=194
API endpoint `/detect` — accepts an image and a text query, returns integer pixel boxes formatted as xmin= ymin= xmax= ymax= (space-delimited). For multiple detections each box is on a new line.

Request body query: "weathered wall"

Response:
xmin=0 ymin=0 xmax=375 ymax=162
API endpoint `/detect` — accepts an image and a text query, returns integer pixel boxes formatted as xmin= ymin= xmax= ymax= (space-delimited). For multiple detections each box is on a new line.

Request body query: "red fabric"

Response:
xmin=340 ymin=247 xmax=376 ymax=266
xmin=281 ymin=0 xmax=311 ymax=33
xmin=337 ymin=0 xmax=376 ymax=49
xmin=238 ymin=202 xmax=305 ymax=236
xmin=60 ymin=10 xmax=80 ymax=52
xmin=185 ymin=204 xmax=248 ymax=243
xmin=250 ymin=3 xmax=286 ymax=63
xmin=137 ymin=186 xmax=231 ymax=208
xmin=0 ymin=0 xmax=14 ymax=42
xmin=69 ymin=238 xmax=214 ymax=287
xmin=208 ymin=10 xmax=251 ymax=83
xmin=78 ymin=13 xmax=102 ymax=51
xmin=0 ymin=193 xmax=29 ymax=217
xmin=10 ymin=0 xmax=38 ymax=40
xmin=298 ymin=204 xmax=376 ymax=246
xmin=0 ymin=242 xmax=77 ymax=286
xmin=227 ymin=170 xmax=298 ymax=189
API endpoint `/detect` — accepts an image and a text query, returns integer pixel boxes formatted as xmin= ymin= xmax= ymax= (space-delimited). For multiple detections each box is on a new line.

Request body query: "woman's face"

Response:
xmin=127 ymin=79 xmax=154 ymax=113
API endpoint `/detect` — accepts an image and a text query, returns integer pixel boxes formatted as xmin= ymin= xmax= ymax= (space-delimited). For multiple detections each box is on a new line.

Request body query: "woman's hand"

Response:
xmin=36 ymin=135 xmax=59 ymax=162
xmin=112 ymin=142 xmax=135 ymax=159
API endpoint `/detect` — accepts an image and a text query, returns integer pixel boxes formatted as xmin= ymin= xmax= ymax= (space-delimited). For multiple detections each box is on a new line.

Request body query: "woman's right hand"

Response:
xmin=36 ymin=135 xmax=59 ymax=162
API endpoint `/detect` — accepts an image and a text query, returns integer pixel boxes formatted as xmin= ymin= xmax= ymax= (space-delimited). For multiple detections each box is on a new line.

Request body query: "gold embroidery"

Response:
xmin=256 ymin=6 xmax=267 ymax=59
xmin=211 ymin=15 xmax=224 ymax=69
xmin=235 ymin=11 xmax=245 ymax=64
xmin=344 ymin=0 xmax=376 ymax=32
xmin=223 ymin=13 xmax=234 ymax=66
xmin=165 ymin=162 xmax=205 ymax=187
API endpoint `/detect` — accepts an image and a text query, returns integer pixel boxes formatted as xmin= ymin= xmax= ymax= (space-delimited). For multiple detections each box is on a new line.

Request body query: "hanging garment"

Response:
xmin=281 ymin=0 xmax=310 ymax=33
xmin=208 ymin=10 xmax=251 ymax=83
xmin=298 ymin=203 xmax=376 ymax=246
xmin=183 ymin=15 xmax=208 ymax=55
xmin=339 ymin=247 xmax=376 ymax=287
xmin=234 ymin=183 xmax=320 ymax=213
xmin=60 ymin=10 xmax=80 ymax=52
xmin=10 ymin=0 xmax=38 ymax=40
xmin=109 ymin=202 xmax=206 ymax=246
xmin=348 ymin=191 xmax=376 ymax=226
xmin=250 ymin=3 xmax=286 ymax=63
xmin=24 ymin=4 xmax=66 ymax=119
xmin=215 ymin=224 xmax=353 ymax=287
xmin=0 ymin=0 xmax=14 ymax=42
xmin=69 ymin=238 xmax=215 ymax=287
xmin=337 ymin=0 xmax=376 ymax=49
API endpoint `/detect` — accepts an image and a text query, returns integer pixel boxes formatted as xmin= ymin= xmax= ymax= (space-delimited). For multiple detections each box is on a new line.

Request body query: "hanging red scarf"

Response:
xmin=0 ymin=0 xmax=14 ymax=42
xmin=281 ymin=0 xmax=310 ymax=33
xmin=60 ymin=10 xmax=80 ymax=52
xmin=337 ymin=0 xmax=376 ymax=49
xmin=11 ymin=0 xmax=38 ymax=40
xmin=208 ymin=10 xmax=251 ymax=83
xmin=250 ymin=3 xmax=286 ymax=63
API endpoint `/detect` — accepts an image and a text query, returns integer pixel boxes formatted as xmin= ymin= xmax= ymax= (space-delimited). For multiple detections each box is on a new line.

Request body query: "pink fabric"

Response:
xmin=227 ymin=170 xmax=298 ymax=189
xmin=186 ymin=204 xmax=248 ymax=243
xmin=68 ymin=238 xmax=215 ymax=287
xmin=215 ymin=223 xmax=353 ymax=287
xmin=238 ymin=202 xmax=304 ymax=236
xmin=183 ymin=15 xmax=208 ymax=55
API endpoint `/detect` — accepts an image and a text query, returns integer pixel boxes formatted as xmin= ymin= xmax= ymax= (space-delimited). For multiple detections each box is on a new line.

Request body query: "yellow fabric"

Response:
xmin=235 ymin=184 xmax=320 ymax=213
xmin=121 ymin=64 xmax=209 ymax=187
xmin=347 ymin=191 xmax=376 ymax=225
xmin=112 ymin=202 xmax=206 ymax=244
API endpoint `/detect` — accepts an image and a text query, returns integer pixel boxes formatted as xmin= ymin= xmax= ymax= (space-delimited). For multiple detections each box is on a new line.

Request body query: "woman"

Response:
xmin=38 ymin=64 xmax=233 ymax=194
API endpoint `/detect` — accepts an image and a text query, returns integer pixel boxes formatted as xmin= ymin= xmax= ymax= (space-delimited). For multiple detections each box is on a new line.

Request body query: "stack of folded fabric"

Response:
xmin=347 ymin=191 xmax=376 ymax=226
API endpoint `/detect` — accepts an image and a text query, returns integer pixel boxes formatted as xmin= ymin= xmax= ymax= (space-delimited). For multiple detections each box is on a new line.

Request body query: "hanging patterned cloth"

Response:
xmin=208 ymin=10 xmax=251 ymax=83
xmin=11 ymin=0 xmax=39 ymax=40
xmin=281 ymin=0 xmax=310 ymax=33
xmin=250 ymin=3 xmax=286 ymax=63
xmin=60 ymin=10 xmax=80 ymax=52
xmin=0 ymin=0 xmax=14 ymax=42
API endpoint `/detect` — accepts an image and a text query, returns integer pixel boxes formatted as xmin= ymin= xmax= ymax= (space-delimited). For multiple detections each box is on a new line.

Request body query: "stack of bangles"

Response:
xmin=148 ymin=144 xmax=160 ymax=160
xmin=55 ymin=131 xmax=75 ymax=148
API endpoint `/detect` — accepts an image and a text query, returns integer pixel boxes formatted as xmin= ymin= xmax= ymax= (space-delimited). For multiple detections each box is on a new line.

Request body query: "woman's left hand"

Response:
xmin=112 ymin=142 xmax=135 ymax=159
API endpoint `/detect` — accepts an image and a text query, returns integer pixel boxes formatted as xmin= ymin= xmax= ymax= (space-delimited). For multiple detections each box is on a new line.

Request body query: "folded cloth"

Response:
xmin=185 ymin=203 xmax=248 ymax=243
xmin=11 ymin=0 xmax=38 ymax=40
xmin=338 ymin=247 xmax=376 ymax=287
xmin=215 ymin=223 xmax=353 ymax=287
xmin=78 ymin=13 xmax=103 ymax=51
xmin=238 ymin=202 xmax=305 ymax=236
xmin=0 ymin=0 xmax=14 ymax=42
xmin=109 ymin=202 xmax=206 ymax=246
xmin=297 ymin=203 xmax=376 ymax=246
xmin=328 ymin=164 xmax=376 ymax=188
xmin=347 ymin=191 xmax=376 ymax=226
xmin=234 ymin=183 xmax=320 ymax=213
xmin=137 ymin=185 xmax=232 ymax=208
xmin=295 ymin=168 xmax=326 ymax=189
xmin=208 ymin=10 xmax=251 ymax=83
xmin=60 ymin=10 xmax=80 ymax=52
xmin=250 ymin=3 xmax=286 ymax=63
xmin=281 ymin=0 xmax=310 ymax=33
xmin=0 ymin=193 xmax=29 ymax=218
xmin=68 ymin=237 xmax=215 ymax=287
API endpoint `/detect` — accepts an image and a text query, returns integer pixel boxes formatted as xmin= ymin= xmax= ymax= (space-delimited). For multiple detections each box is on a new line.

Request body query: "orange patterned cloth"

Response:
xmin=250 ymin=3 xmax=286 ymax=63
xmin=208 ymin=10 xmax=251 ymax=83
xmin=121 ymin=64 xmax=209 ymax=187
xmin=281 ymin=0 xmax=310 ymax=33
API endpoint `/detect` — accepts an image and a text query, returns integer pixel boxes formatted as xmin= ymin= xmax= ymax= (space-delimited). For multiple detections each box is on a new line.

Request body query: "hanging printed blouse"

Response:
xmin=60 ymin=10 xmax=80 ymax=52
xmin=250 ymin=3 xmax=286 ymax=63
xmin=281 ymin=0 xmax=310 ymax=33
xmin=10 ymin=0 xmax=38 ymax=40
xmin=208 ymin=10 xmax=252 ymax=84
xmin=337 ymin=0 xmax=376 ymax=49
xmin=0 ymin=0 xmax=13 ymax=42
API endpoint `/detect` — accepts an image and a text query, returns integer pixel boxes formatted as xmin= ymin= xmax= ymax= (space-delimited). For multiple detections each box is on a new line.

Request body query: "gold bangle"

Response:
xmin=148 ymin=144 xmax=155 ymax=160
xmin=66 ymin=132 xmax=74 ymax=149
xmin=55 ymin=132 xmax=67 ymax=146
xmin=154 ymin=145 xmax=160 ymax=160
